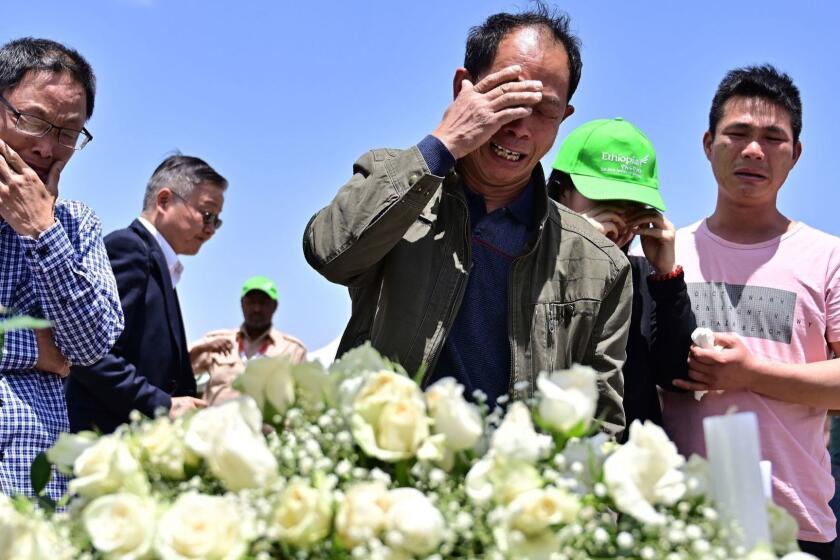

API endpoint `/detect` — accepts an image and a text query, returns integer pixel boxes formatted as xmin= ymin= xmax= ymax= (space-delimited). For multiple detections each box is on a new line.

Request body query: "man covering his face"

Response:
xmin=304 ymin=5 xmax=632 ymax=434
xmin=0 ymin=38 xmax=124 ymax=500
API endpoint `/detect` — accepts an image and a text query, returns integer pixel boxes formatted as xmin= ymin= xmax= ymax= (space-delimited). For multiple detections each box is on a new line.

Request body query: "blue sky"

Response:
xmin=4 ymin=1 xmax=838 ymax=353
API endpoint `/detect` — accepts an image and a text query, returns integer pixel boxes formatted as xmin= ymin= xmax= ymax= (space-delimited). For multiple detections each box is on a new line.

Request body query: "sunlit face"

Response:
xmin=703 ymin=96 xmax=801 ymax=207
xmin=0 ymin=70 xmax=87 ymax=187
xmin=459 ymin=27 xmax=575 ymax=192
xmin=157 ymin=182 xmax=225 ymax=256
xmin=241 ymin=290 xmax=277 ymax=333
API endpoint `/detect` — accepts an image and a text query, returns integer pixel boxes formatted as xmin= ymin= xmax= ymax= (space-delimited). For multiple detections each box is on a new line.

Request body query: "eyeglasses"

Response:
xmin=170 ymin=190 xmax=223 ymax=230
xmin=0 ymin=96 xmax=93 ymax=150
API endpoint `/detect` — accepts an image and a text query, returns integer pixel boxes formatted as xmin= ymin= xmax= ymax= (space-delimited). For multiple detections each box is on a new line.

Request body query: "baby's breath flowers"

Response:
xmin=17 ymin=344 xmax=812 ymax=559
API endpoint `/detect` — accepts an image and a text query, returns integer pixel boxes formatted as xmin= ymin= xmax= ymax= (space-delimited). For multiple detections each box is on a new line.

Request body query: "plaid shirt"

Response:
xmin=0 ymin=199 xmax=124 ymax=500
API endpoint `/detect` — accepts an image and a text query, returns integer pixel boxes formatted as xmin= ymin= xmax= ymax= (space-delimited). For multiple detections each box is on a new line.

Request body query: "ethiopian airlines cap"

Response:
xmin=552 ymin=117 xmax=665 ymax=211
xmin=241 ymin=275 xmax=278 ymax=301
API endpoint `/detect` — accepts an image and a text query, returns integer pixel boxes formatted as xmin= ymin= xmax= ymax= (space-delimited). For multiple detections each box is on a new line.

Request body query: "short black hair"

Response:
xmin=464 ymin=2 xmax=582 ymax=102
xmin=0 ymin=37 xmax=96 ymax=120
xmin=708 ymin=64 xmax=802 ymax=143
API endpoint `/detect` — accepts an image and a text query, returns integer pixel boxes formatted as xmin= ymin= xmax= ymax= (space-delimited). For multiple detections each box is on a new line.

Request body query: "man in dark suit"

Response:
xmin=67 ymin=154 xmax=227 ymax=433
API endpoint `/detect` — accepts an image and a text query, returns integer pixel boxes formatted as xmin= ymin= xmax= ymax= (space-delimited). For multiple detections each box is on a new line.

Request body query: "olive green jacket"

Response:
xmin=303 ymin=147 xmax=632 ymax=434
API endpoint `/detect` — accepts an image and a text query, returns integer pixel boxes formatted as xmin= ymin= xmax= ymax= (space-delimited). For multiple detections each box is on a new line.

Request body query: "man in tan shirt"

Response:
xmin=190 ymin=275 xmax=306 ymax=405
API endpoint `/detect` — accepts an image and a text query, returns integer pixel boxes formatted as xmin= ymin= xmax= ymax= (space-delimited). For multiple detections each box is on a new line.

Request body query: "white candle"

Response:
xmin=703 ymin=412 xmax=770 ymax=549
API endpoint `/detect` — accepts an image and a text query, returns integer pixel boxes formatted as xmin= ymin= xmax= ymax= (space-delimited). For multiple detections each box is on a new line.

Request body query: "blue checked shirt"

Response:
xmin=0 ymin=199 xmax=124 ymax=500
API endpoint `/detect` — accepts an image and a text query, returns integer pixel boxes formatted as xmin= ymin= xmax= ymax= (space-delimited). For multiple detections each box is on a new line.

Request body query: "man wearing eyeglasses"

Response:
xmin=67 ymin=154 xmax=227 ymax=434
xmin=0 ymin=38 xmax=124 ymax=499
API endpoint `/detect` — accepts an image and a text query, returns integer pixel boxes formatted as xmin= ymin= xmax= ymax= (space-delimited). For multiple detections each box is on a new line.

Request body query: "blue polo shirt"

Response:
xmin=417 ymin=136 xmax=535 ymax=406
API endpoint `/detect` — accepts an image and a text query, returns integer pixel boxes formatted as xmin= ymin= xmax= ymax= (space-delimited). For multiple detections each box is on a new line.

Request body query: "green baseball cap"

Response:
xmin=241 ymin=275 xmax=278 ymax=301
xmin=552 ymin=117 xmax=666 ymax=212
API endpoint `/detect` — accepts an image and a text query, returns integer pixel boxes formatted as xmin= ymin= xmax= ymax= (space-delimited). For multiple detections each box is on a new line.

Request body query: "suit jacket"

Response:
xmin=67 ymin=219 xmax=196 ymax=433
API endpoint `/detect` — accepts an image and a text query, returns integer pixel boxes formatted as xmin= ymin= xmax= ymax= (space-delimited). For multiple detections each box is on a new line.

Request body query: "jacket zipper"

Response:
xmin=546 ymin=304 xmax=556 ymax=373
xmin=423 ymin=195 xmax=472 ymax=385
xmin=506 ymin=200 xmax=550 ymax=399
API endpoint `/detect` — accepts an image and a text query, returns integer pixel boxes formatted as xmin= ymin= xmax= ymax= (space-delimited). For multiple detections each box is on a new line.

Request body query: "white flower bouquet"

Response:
xmin=4 ymin=344 xmax=814 ymax=559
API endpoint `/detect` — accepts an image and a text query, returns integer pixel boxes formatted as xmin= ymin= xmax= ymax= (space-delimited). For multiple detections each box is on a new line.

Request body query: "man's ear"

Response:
xmin=702 ymin=130 xmax=713 ymax=161
xmin=453 ymin=68 xmax=472 ymax=100
xmin=562 ymin=104 xmax=575 ymax=123
xmin=792 ymin=140 xmax=802 ymax=166
xmin=156 ymin=188 xmax=173 ymax=212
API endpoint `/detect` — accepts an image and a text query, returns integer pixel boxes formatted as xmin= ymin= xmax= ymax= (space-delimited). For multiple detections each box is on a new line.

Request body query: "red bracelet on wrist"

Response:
xmin=649 ymin=264 xmax=683 ymax=282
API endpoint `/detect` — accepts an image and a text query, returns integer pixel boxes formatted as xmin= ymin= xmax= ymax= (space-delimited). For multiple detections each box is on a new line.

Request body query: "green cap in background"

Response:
xmin=552 ymin=117 xmax=665 ymax=211
xmin=241 ymin=275 xmax=278 ymax=301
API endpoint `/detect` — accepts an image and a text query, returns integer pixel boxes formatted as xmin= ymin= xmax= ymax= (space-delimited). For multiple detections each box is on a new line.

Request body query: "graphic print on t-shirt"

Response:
xmin=688 ymin=282 xmax=796 ymax=343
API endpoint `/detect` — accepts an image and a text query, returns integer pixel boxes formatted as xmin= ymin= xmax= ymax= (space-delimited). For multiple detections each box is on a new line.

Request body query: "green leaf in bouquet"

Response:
xmin=394 ymin=460 xmax=413 ymax=487
xmin=10 ymin=494 xmax=34 ymax=515
xmin=452 ymin=449 xmax=477 ymax=475
xmin=0 ymin=314 xmax=52 ymax=357
xmin=0 ymin=316 xmax=52 ymax=332
xmin=30 ymin=451 xmax=53 ymax=499
xmin=263 ymin=397 xmax=287 ymax=428
xmin=412 ymin=362 xmax=428 ymax=387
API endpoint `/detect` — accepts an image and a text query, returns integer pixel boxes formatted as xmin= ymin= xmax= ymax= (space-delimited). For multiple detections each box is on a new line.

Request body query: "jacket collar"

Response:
xmin=137 ymin=216 xmax=183 ymax=287
xmin=128 ymin=218 xmax=187 ymax=364
xmin=447 ymin=164 xmax=551 ymax=242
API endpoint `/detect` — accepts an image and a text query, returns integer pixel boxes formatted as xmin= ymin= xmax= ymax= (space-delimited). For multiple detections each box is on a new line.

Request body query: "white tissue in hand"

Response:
xmin=690 ymin=328 xmax=722 ymax=401
xmin=691 ymin=328 xmax=716 ymax=349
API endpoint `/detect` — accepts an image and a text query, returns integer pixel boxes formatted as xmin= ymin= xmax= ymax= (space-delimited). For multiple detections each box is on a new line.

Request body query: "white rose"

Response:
xmin=335 ymin=482 xmax=391 ymax=547
xmin=491 ymin=402 xmax=552 ymax=463
xmin=273 ymin=480 xmax=332 ymax=547
xmin=184 ymin=397 xmax=262 ymax=456
xmin=465 ymin=452 xmax=543 ymax=505
xmin=563 ymin=433 xmax=611 ymax=490
xmin=329 ymin=342 xmax=391 ymax=379
xmin=603 ymin=420 xmax=686 ymax=525
xmin=494 ymin=524 xmax=560 ymax=560
xmin=425 ymin=377 xmax=483 ymax=451
xmin=506 ymin=487 xmax=580 ymax=536
xmin=264 ymin=361 xmax=296 ymax=416
xmin=0 ymin=500 xmax=74 ymax=560
xmin=465 ymin=454 xmax=496 ymax=504
xmin=70 ymin=435 xmax=148 ymax=498
xmin=46 ymin=431 xmax=97 ymax=475
xmin=0 ymin=494 xmax=14 ymax=521
xmin=536 ymin=365 xmax=598 ymax=435
xmin=494 ymin=460 xmax=544 ymax=505
xmin=235 ymin=356 xmax=296 ymax=416
xmin=185 ymin=398 xmax=277 ymax=491
xmin=137 ymin=417 xmax=189 ymax=479
xmin=767 ymin=502 xmax=800 ymax=554
xmin=155 ymin=493 xmax=247 ymax=560
xmin=207 ymin=423 xmax=278 ymax=491
xmin=292 ymin=361 xmax=336 ymax=411
xmin=351 ymin=370 xmax=430 ymax=462
xmin=743 ymin=547 xmax=778 ymax=560
xmin=416 ymin=433 xmax=451 ymax=468
xmin=337 ymin=374 xmax=368 ymax=415
xmin=83 ymin=493 xmax=155 ymax=560
xmin=384 ymin=488 xmax=445 ymax=556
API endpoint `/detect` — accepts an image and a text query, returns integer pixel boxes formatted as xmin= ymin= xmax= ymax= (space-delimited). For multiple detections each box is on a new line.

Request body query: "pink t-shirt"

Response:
xmin=661 ymin=219 xmax=840 ymax=542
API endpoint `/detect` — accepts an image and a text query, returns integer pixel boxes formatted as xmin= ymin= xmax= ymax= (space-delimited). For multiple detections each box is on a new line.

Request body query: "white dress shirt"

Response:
xmin=138 ymin=216 xmax=183 ymax=288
